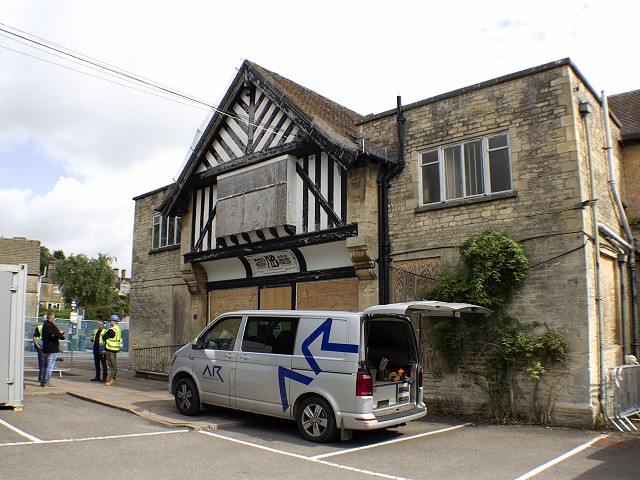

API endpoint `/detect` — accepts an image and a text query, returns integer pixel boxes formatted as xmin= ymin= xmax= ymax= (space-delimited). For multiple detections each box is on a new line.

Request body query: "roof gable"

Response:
xmin=609 ymin=89 xmax=640 ymax=141
xmin=161 ymin=60 xmax=387 ymax=215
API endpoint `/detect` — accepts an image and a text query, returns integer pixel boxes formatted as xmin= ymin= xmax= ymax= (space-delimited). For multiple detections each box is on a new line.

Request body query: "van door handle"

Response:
xmin=240 ymin=355 xmax=250 ymax=360
xmin=225 ymin=353 xmax=235 ymax=359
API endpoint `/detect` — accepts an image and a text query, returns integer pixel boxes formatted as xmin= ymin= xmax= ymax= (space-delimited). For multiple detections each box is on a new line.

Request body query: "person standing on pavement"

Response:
xmin=90 ymin=320 xmax=107 ymax=382
xmin=41 ymin=313 xmax=65 ymax=387
xmin=102 ymin=314 xmax=122 ymax=386
xmin=32 ymin=317 xmax=45 ymax=385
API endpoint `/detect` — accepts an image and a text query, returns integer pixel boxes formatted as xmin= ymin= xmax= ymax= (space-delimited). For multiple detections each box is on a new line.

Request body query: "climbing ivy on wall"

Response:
xmin=421 ymin=231 xmax=566 ymax=422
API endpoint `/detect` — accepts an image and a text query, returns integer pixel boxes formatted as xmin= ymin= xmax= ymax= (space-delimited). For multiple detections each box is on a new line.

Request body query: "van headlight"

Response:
xmin=170 ymin=354 xmax=177 ymax=367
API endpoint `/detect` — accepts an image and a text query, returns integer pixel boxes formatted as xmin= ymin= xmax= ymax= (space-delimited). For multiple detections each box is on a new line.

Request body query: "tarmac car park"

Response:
xmin=1 ymin=358 xmax=638 ymax=479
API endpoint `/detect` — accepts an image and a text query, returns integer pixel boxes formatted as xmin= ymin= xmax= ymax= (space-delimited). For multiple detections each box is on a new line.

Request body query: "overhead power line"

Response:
xmin=0 ymin=23 xmax=282 ymax=135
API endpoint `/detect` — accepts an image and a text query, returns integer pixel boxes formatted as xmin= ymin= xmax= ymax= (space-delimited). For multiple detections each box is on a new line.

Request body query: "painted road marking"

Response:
xmin=0 ymin=429 xmax=188 ymax=448
xmin=311 ymin=423 xmax=472 ymax=459
xmin=513 ymin=434 xmax=609 ymax=480
xmin=199 ymin=430 xmax=410 ymax=480
xmin=0 ymin=417 xmax=43 ymax=443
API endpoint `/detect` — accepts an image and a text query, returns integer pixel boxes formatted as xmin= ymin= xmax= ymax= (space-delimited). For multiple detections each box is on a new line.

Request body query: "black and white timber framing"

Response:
xmin=158 ymin=60 xmax=393 ymax=286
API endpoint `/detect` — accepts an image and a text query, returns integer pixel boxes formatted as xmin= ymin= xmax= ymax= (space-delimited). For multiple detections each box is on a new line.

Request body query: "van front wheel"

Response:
xmin=175 ymin=377 xmax=200 ymax=416
xmin=296 ymin=396 xmax=338 ymax=443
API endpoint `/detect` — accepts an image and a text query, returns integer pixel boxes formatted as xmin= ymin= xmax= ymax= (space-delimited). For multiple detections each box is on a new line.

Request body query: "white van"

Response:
xmin=168 ymin=301 xmax=489 ymax=442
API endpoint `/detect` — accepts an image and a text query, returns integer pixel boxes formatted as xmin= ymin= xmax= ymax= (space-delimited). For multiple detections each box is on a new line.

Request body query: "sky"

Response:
xmin=1 ymin=0 xmax=639 ymax=274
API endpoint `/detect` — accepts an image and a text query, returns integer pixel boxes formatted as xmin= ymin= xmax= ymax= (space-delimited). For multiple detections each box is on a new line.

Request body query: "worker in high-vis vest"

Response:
xmin=32 ymin=320 xmax=45 ymax=384
xmin=102 ymin=315 xmax=122 ymax=386
xmin=90 ymin=320 xmax=107 ymax=382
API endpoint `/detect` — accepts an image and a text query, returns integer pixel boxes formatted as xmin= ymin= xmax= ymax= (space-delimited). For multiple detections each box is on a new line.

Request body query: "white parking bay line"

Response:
xmin=0 ymin=429 xmax=188 ymax=448
xmin=199 ymin=430 xmax=410 ymax=480
xmin=312 ymin=423 xmax=472 ymax=460
xmin=513 ymin=434 xmax=608 ymax=480
xmin=0 ymin=417 xmax=43 ymax=443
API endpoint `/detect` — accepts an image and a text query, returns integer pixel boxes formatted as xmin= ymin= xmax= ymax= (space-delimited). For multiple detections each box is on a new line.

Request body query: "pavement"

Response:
xmin=22 ymin=354 xmax=249 ymax=431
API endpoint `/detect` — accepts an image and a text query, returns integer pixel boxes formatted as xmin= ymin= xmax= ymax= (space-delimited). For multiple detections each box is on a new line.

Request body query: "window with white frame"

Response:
xmin=152 ymin=215 xmax=181 ymax=249
xmin=420 ymin=133 xmax=512 ymax=205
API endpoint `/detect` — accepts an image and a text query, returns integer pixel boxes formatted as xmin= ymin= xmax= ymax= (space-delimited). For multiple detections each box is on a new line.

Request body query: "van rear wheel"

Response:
xmin=296 ymin=396 xmax=338 ymax=443
xmin=175 ymin=377 xmax=200 ymax=416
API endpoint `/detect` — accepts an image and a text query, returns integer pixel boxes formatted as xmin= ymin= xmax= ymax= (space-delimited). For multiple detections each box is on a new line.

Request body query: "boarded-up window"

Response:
xmin=172 ymin=284 xmax=192 ymax=345
xmin=259 ymin=286 xmax=293 ymax=310
xmin=600 ymin=254 xmax=621 ymax=347
xmin=296 ymin=278 xmax=359 ymax=311
xmin=209 ymin=287 xmax=259 ymax=322
xmin=392 ymin=258 xmax=441 ymax=303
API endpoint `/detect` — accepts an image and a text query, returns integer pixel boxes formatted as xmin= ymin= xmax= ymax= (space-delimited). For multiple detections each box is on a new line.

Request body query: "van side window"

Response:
xmin=242 ymin=317 xmax=298 ymax=355
xmin=200 ymin=317 xmax=242 ymax=351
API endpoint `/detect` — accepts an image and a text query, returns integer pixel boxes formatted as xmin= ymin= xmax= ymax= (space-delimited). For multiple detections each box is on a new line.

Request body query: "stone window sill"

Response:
xmin=415 ymin=190 xmax=518 ymax=213
xmin=148 ymin=244 xmax=180 ymax=255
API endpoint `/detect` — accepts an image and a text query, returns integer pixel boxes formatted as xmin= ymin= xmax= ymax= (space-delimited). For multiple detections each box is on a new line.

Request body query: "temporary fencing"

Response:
xmin=605 ymin=364 xmax=640 ymax=431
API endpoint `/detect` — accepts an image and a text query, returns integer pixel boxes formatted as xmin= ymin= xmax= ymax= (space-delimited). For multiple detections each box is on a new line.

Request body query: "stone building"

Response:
xmin=609 ymin=90 xmax=640 ymax=222
xmin=0 ymin=236 xmax=40 ymax=318
xmin=130 ymin=58 xmax=637 ymax=427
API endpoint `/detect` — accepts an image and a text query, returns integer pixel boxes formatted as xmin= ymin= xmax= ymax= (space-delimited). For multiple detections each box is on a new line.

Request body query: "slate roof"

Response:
xmin=608 ymin=89 xmax=640 ymax=141
xmin=249 ymin=62 xmax=364 ymax=154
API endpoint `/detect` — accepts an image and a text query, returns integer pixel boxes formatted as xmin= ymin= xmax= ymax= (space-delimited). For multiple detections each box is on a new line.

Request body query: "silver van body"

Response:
xmin=168 ymin=301 xmax=489 ymax=442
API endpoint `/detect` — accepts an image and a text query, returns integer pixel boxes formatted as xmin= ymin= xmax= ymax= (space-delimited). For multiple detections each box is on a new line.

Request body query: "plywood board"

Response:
xmin=209 ymin=287 xmax=259 ymax=321
xmin=259 ymin=285 xmax=292 ymax=310
xmin=392 ymin=258 xmax=441 ymax=303
xmin=296 ymin=278 xmax=359 ymax=311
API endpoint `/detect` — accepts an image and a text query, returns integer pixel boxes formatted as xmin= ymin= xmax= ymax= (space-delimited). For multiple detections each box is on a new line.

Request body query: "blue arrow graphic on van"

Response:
xmin=301 ymin=318 xmax=359 ymax=375
xmin=278 ymin=367 xmax=313 ymax=412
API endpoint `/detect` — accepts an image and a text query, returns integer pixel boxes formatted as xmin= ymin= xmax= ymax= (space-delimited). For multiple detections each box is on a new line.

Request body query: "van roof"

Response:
xmin=215 ymin=301 xmax=490 ymax=319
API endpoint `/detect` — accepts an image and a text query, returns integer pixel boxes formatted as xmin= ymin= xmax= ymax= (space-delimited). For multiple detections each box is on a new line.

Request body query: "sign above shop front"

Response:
xmin=245 ymin=250 xmax=301 ymax=277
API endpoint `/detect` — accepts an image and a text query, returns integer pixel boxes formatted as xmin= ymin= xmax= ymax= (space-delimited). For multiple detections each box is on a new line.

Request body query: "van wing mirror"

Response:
xmin=191 ymin=338 xmax=203 ymax=350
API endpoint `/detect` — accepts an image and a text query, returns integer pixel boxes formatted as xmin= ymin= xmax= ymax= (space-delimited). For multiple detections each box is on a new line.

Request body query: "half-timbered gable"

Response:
xmin=151 ymin=60 xmax=392 ymax=320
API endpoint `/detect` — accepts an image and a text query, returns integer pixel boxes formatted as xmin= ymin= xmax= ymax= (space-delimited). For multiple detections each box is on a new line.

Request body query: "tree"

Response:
xmin=40 ymin=246 xmax=54 ymax=275
xmin=51 ymin=253 xmax=119 ymax=312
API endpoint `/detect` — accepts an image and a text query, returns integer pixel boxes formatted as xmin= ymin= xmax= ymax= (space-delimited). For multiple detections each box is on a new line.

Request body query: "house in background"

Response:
xmin=0 ymin=236 xmax=40 ymax=318
xmin=39 ymin=275 xmax=63 ymax=311
xmin=130 ymin=59 xmax=638 ymax=427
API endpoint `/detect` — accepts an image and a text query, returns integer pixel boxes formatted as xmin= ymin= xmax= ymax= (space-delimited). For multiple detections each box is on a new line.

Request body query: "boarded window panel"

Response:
xmin=259 ymin=286 xmax=292 ymax=310
xmin=392 ymin=258 xmax=441 ymax=303
xmin=600 ymin=255 xmax=621 ymax=349
xmin=209 ymin=287 xmax=259 ymax=323
xmin=296 ymin=278 xmax=359 ymax=311
xmin=172 ymin=284 xmax=193 ymax=345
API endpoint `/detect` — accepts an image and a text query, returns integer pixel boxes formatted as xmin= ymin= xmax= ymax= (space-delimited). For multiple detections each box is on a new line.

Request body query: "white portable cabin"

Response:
xmin=0 ymin=264 xmax=27 ymax=410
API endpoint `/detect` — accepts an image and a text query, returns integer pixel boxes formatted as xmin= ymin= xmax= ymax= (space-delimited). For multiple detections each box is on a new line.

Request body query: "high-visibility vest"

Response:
xmin=93 ymin=328 xmax=106 ymax=345
xmin=35 ymin=324 xmax=43 ymax=348
xmin=105 ymin=325 xmax=122 ymax=352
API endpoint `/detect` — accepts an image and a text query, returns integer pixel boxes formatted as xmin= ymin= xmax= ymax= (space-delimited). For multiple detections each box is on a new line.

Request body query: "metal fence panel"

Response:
xmin=605 ymin=365 xmax=640 ymax=431
xmin=132 ymin=344 xmax=184 ymax=375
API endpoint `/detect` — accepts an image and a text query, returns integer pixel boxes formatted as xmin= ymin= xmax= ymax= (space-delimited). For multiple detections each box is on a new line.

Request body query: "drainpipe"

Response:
xmin=580 ymin=101 xmax=606 ymax=412
xmin=602 ymin=91 xmax=639 ymax=357
xmin=378 ymin=96 xmax=405 ymax=304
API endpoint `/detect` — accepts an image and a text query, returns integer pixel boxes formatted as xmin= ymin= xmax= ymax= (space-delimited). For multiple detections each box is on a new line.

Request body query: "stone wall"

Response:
xmin=359 ymin=62 xmax=626 ymax=427
xmin=130 ymin=187 xmax=184 ymax=352
xmin=623 ymin=144 xmax=640 ymax=220
xmin=0 ymin=236 xmax=40 ymax=317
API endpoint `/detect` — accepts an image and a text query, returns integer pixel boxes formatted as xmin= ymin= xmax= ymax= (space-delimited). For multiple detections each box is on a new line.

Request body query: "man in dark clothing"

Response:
xmin=41 ymin=313 xmax=65 ymax=387
xmin=90 ymin=321 xmax=107 ymax=382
